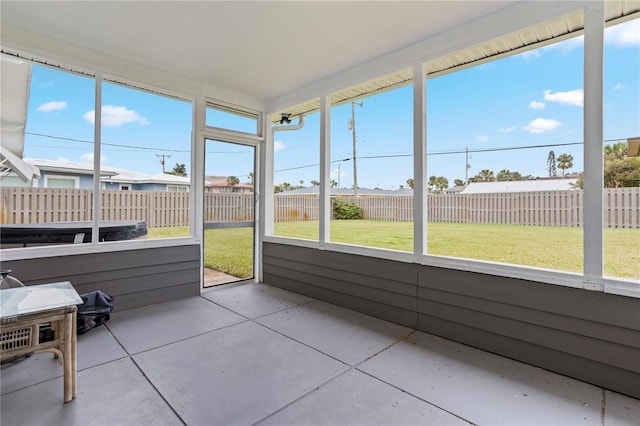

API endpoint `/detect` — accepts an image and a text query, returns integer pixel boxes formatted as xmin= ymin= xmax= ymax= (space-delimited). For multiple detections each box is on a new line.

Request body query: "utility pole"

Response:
xmin=465 ymin=147 xmax=470 ymax=185
xmin=337 ymin=163 xmax=341 ymax=188
xmin=156 ymin=154 xmax=171 ymax=173
xmin=349 ymin=101 xmax=363 ymax=196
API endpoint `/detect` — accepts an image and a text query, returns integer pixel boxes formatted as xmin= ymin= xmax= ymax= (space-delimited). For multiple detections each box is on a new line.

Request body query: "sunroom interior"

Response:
xmin=1 ymin=1 xmax=639 ymax=424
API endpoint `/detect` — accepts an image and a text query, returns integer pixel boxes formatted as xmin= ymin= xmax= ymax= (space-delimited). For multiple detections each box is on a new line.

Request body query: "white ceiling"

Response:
xmin=0 ymin=1 xmax=518 ymax=103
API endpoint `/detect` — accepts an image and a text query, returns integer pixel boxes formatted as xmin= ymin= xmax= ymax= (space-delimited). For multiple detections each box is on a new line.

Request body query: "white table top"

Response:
xmin=0 ymin=282 xmax=82 ymax=319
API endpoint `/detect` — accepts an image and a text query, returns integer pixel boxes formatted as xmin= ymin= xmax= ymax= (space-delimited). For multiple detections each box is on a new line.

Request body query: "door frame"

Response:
xmin=199 ymin=132 xmax=261 ymax=290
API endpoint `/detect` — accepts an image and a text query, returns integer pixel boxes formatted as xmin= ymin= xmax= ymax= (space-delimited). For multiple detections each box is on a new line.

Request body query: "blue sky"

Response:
xmin=23 ymin=18 xmax=639 ymax=189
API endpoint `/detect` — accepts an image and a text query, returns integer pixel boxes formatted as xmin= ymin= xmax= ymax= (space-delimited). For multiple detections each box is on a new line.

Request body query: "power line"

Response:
xmin=273 ymin=138 xmax=631 ymax=174
xmin=26 ymin=132 xmax=190 ymax=153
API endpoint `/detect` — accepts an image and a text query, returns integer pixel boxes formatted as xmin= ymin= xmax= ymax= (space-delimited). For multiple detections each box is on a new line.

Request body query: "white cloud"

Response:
xmin=519 ymin=49 xmax=541 ymax=59
xmin=544 ymin=89 xmax=583 ymax=107
xmin=40 ymin=80 xmax=54 ymax=88
xmin=83 ymin=105 xmax=149 ymax=126
xmin=529 ymin=100 xmax=546 ymax=110
xmin=37 ymin=101 xmax=67 ymax=112
xmin=56 ymin=157 xmax=71 ymax=163
xmin=613 ymin=83 xmax=625 ymax=91
xmin=475 ymin=135 xmax=488 ymax=142
xmin=499 ymin=126 xmax=517 ymax=133
xmin=605 ymin=19 xmax=640 ymax=48
xmin=522 ymin=118 xmax=561 ymax=134
xmin=274 ymin=141 xmax=285 ymax=152
xmin=79 ymin=153 xmax=108 ymax=164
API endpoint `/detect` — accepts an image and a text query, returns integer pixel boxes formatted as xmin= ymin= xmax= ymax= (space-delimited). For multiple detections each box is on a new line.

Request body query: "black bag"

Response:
xmin=77 ymin=290 xmax=114 ymax=335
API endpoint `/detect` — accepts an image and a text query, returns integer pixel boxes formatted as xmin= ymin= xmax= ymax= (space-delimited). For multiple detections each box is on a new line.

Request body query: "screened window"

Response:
xmin=329 ymin=85 xmax=414 ymax=252
xmin=272 ymin=108 xmax=320 ymax=241
xmin=206 ymin=102 xmax=259 ymax=135
xmin=603 ymin=17 xmax=640 ymax=280
xmin=100 ymin=80 xmax=192 ymax=239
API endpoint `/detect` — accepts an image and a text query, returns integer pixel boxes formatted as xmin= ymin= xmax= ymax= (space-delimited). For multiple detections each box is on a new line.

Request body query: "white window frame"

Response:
xmin=44 ymin=174 xmax=79 ymax=189
xmin=263 ymin=3 xmax=639 ymax=298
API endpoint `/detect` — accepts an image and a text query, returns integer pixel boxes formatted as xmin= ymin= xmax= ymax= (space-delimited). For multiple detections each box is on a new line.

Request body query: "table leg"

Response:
xmin=71 ymin=308 xmax=77 ymax=398
xmin=63 ymin=311 xmax=73 ymax=403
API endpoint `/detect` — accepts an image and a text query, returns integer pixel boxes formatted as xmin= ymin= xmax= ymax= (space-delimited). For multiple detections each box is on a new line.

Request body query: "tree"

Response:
xmin=453 ymin=179 xmax=465 ymax=187
xmin=406 ymin=178 xmax=414 ymax=189
xmin=166 ymin=163 xmax=187 ymax=177
xmin=330 ymin=179 xmax=338 ymax=188
xmin=604 ymin=142 xmax=627 ymax=161
xmin=227 ymin=176 xmax=240 ymax=187
xmin=427 ymin=175 xmax=448 ymax=193
xmin=427 ymin=175 xmax=437 ymax=192
xmin=310 ymin=180 xmax=320 ymax=186
xmin=496 ymin=169 xmax=524 ymax=181
xmin=247 ymin=172 xmax=254 ymax=185
xmin=470 ymin=169 xmax=495 ymax=182
xmin=546 ymin=151 xmax=557 ymax=177
xmin=573 ymin=142 xmax=639 ymax=189
xmin=434 ymin=176 xmax=449 ymax=193
xmin=556 ymin=153 xmax=574 ymax=177
xmin=604 ymin=157 xmax=640 ymax=188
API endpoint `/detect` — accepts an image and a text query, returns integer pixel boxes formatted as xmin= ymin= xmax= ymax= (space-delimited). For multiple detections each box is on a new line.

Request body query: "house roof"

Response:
xmin=278 ymin=187 xmax=410 ymax=196
xmin=26 ymin=158 xmax=189 ymax=185
xmin=461 ymin=179 xmax=578 ymax=194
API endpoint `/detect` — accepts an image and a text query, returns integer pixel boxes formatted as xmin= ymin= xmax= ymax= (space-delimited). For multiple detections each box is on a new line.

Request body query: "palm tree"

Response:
xmin=476 ymin=169 xmax=495 ymax=182
xmin=227 ymin=176 xmax=240 ymax=187
xmin=604 ymin=142 xmax=627 ymax=162
xmin=428 ymin=175 xmax=437 ymax=192
xmin=406 ymin=178 xmax=414 ymax=189
xmin=556 ymin=154 xmax=574 ymax=177
xmin=434 ymin=176 xmax=449 ymax=193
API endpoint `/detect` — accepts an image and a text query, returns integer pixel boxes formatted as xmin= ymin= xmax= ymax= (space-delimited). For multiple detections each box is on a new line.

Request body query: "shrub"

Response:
xmin=333 ymin=199 xmax=363 ymax=220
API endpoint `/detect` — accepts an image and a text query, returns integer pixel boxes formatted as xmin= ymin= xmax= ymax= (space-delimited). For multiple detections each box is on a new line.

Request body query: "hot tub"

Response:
xmin=0 ymin=220 xmax=148 ymax=248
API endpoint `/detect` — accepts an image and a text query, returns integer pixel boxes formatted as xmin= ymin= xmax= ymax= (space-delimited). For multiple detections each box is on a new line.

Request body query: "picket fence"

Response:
xmin=1 ymin=187 xmax=638 ymax=228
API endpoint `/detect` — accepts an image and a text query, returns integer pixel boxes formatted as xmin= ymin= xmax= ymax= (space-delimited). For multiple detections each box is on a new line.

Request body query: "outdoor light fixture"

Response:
xmin=279 ymin=114 xmax=291 ymax=124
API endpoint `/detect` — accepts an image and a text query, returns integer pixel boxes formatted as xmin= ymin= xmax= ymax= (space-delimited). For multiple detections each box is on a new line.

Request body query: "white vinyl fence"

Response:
xmin=1 ymin=187 xmax=638 ymax=228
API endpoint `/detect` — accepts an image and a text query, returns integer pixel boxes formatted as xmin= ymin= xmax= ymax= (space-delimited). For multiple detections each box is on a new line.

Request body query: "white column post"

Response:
xmin=413 ymin=63 xmax=427 ymax=255
xmin=260 ymin=116 xmax=275 ymax=238
xmin=583 ymin=3 xmax=605 ymax=282
xmin=319 ymin=95 xmax=331 ymax=244
xmin=91 ymin=72 xmax=102 ymax=245
xmin=192 ymin=94 xmax=205 ymax=242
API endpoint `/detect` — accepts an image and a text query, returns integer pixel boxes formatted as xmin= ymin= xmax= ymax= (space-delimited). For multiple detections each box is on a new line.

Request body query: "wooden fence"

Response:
xmin=274 ymin=188 xmax=639 ymax=228
xmin=1 ymin=187 xmax=638 ymax=228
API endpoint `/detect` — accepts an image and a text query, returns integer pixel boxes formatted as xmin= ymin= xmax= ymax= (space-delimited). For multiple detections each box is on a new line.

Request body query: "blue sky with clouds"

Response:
xmin=23 ymin=18 xmax=638 ymax=189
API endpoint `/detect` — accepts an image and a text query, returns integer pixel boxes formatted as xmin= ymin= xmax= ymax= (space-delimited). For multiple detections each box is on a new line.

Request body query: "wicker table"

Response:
xmin=0 ymin=282 xmax=82 ymax=402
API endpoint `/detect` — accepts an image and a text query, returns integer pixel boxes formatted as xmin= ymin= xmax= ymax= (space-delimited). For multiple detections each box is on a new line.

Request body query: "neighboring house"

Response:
xmin=444 ymin=185 xmax=466 ymax=194
xmin=461 ymin=177 xmax=578 ymax=194
xmin=0 ymin=158 xmax=189 ymax=191
xmin=101 ymin=167 xmax=190 ymax=192
xmin=205 ymin=176 xmax=253 ymax=193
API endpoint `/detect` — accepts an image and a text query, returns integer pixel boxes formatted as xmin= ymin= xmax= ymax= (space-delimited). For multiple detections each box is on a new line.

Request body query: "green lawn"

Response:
xmin=150 ymin=221 xmax=639 ymax=280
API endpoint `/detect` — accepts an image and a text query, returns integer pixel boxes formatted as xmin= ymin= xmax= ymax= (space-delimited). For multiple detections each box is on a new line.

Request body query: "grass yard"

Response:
xmin=149 ymin=221 xmax=640 ymax=280
xmin=148 ymin=226 xmax=254 ymax=278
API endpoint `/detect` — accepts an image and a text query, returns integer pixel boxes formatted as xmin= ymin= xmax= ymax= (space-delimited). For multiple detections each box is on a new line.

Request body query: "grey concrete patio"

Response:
xmin=2 ymin=282 xmax=638 ymax=426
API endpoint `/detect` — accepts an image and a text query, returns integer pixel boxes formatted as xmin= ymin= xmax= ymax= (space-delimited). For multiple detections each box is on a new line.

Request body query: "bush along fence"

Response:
xmin=1 ymin=187 xmax=638 ymax=228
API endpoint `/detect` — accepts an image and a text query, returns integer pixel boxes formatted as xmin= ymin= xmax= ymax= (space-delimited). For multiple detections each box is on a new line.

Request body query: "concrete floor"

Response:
xmin=2 ymin=283 xmax=639 ymax=426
